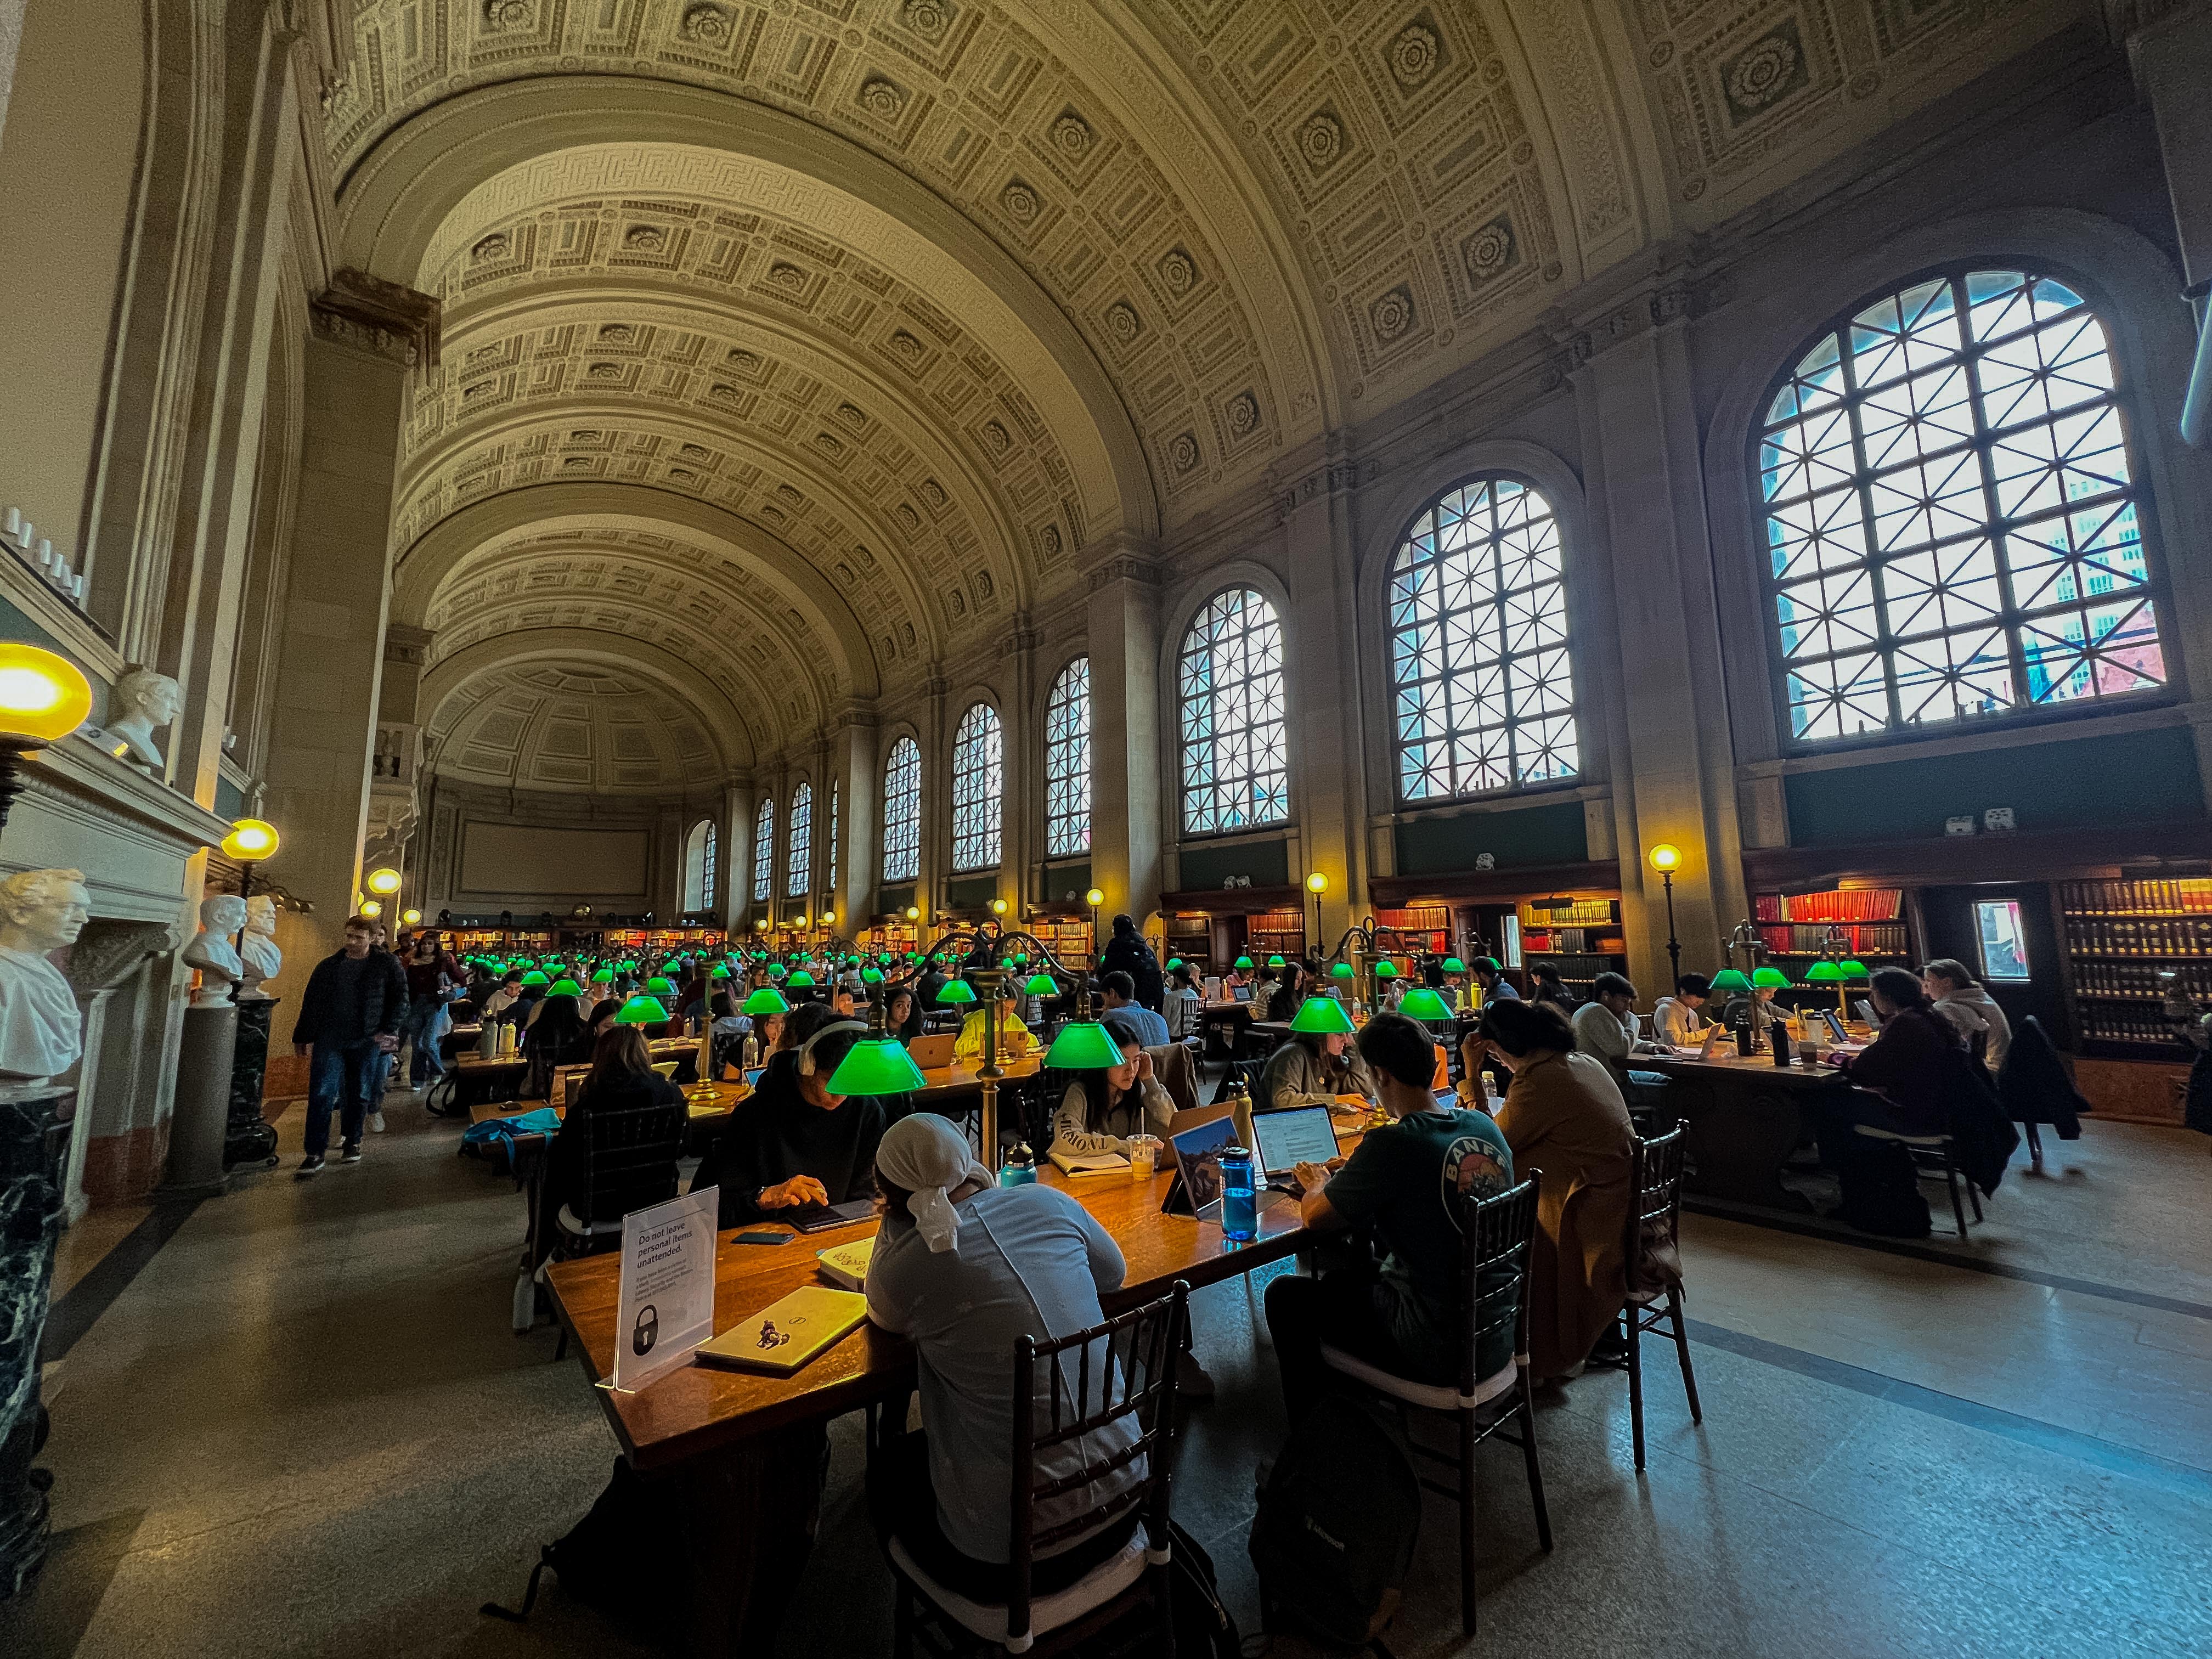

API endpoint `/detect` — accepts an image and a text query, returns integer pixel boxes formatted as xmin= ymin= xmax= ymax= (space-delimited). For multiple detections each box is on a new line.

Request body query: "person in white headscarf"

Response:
xmin=865 ymin=1113 xmax=1149 ymax=1598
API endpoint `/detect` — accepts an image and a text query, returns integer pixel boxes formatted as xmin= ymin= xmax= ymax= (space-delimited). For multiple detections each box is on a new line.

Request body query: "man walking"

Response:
xmin=290 ymin=916 xmax=405 ymax=1177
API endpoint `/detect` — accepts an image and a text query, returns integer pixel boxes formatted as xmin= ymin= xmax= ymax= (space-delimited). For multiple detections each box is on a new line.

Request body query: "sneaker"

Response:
xmin=367 ymin=1109 xmax=387 ymax=1133
xmin=295 ymin=1155 xmax=325 ymax=1179
xmin=339 ymin=1143 xmax=363 ymax=1164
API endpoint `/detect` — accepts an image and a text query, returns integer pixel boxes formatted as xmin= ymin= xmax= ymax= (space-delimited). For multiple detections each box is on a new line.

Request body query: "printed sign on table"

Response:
xmin=611 ymin=1187 xmax=718 ymax=1392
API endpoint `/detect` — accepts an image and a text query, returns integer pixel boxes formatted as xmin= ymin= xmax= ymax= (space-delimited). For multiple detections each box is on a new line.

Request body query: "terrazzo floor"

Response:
xmin=4 ymin=1093 xmax=2208 ymax=1658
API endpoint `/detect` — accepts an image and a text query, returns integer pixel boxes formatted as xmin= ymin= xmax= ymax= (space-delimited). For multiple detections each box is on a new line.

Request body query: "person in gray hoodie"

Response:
xmin=1922 ymin=959 xmax=2012 ymax=1071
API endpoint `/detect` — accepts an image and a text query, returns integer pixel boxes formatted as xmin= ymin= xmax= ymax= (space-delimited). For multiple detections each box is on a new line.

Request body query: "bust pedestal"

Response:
xmin=225 ymin=997 xmax=280 ymax=1169
xmin=159 ymin=1003 xmax=235 ymax=1201
xmin=0 ymin=1083 xmax=74 ymax=1598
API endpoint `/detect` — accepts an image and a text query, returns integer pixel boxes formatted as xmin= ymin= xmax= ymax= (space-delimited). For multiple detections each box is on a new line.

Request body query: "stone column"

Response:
xmin=258 ymin=273 xmax=437 ymax=964
xmin=996 ymin=618 xmax=1036 ymax=918
xmin=1083 ymin=548 xmax=1164 ymax=925
xmin=0 ymin=1082 xmax=75 ymax=1596
xmin=1278 ymin=456 xmax=1371 ymax=944
xmin=720 ymin=776 xmax=753 ymax=935
xmin=1570 ymin=285 xmax=1751 ymax=995
xmin=832 ymin=706 xmax=879 ymax=932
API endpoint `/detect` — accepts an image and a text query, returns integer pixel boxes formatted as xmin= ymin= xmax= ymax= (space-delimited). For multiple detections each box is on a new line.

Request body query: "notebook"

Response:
xmin=907 ymin=1032 xmax=957 ymax=1070
xmin=697 ymin=1286 xmax=869 ymax=1375
xmin=1249 ymin=1105 xmax=1340 ymax=1177
xmin=1048 ymin=1146 xmax=1131 ymax=1176
xmin=816 ymin=1237 xmax=874 ymax=1292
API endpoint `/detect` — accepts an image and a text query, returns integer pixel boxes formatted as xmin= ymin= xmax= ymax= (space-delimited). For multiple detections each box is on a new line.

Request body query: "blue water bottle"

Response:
xmin=999 ymin=1142 xmax=1038 ymax=1188
xmin=1220 ymin=1146 xmax=1257 ymax=1242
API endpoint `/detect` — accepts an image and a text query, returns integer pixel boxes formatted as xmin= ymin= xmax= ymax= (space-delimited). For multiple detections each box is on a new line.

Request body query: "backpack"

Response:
xmin=1250 ymin=1390 xmax=1421 ymax=1652
xmin=482 ymin=1458 xmax=690 ymax=1644
xmin=1094 ymin=1521 xmax=1239 ymax=1659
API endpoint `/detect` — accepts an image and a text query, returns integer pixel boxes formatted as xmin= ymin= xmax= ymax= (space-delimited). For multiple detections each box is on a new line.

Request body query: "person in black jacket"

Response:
xmin=289 ymin=916 xmax=407 ymax=1177
xmin=1098 ymin=913 xmax=1164 ymax=1012
xmin=692 ymin=1002 xmax=885 ymax=1228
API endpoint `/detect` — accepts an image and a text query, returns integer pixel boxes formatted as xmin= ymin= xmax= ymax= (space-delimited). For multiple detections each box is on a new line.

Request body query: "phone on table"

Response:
xmin=735 ymin=1231 xmax=794 ymax=1246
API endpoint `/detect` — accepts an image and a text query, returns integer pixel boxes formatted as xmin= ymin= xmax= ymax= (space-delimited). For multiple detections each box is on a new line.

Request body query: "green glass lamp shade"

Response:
xmin=1023 ymin=972 xmax=1058 ymax=996
xmin=1234 ymin=955 xmax=1255 ymax=970
xmin=1329 ymin=961 xmax=1355 ymax=980
xmin=1805 ymin=961 xmax=1844 ymax=983
xmin=1442 ymin=957 xmax=1466 ymax=973
xmin=1840 ymin=960 xmax=1870 ymax=981
xmin=1373 ymin=960 xmax=1400 ymax=979
xmin=1289 ymin=995 xmax=1357 ymax=1035
xmin=826 ymin=1036 xmax=928 ymax=1096
xmin=710 ymin=964 xmax=731 ymax=980
xmin=646 ymin=975 xmax=675 ymax=995
xmin=1266 ymin=954 xmax=1286 ymax=967
xmin=616 ymin=995 xmax=670 ymax=1025
xmin=786 ymin=969 xmax=817 ymax=988
xmin=548 ymin=979 xmax=582 ymax=998
xmin=1166 ymin=957 xmax=1183 ymax=970
xmin=1044 ymin=1019 xmax=1128 ymax=1070
xmin=1399 ymin=988 xmax=1454 ymax=1022
xmin=936 ymin=978 xmax=977 ymax=1006
xmin=591 ymin=967 xmax=615 ymax=983
xmin=520 ymin=970 xmax=550 ymax=987
xmin=860 ymin=967 xmax=884 ymax=984
xmin=1708 ymin=969 xmax=1752 ymax=993
xmin=1751 ymin=966 xmax=1791 ymax=989
xmin=767 ymin=964 xmax=788 ymax=981
xmin=740 ymin=987 xmax=791 ymax=1016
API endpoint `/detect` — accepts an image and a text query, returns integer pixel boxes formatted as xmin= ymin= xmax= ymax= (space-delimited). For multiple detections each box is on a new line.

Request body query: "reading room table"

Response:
xmin=1638 ymin=1045 xmax=1862 ymax=1209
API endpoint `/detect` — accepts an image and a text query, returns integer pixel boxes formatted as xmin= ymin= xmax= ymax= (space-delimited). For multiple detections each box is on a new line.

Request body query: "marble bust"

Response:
xmin=107 ymin=665 xmax=181 ymax=769
xmin=238 ymin=895 xmax=281 ymax=1000
xmin=0 ymin=868 xmax=90 ymax=1082
xmin=184 ymin=894 xmax=248 ymax=1008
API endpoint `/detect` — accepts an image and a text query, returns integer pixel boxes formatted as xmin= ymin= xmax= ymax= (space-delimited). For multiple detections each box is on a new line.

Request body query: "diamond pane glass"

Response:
xmin=1758 ymin=268 xmax=2165 ymax=742
xmin=751 ymin=798 xmax=775 ymax=905
xmin=702 ymin=823 xmax=718 ymax=910
xmin=951 ymin=703 xmax=1003 ymax=872
xmin=882 ymin=737 xmax=921 ymax=884
xmin=1179 ymin=589 xmax=1289 ymax=834
xmin=1388 ymin=476 xmax=1579 ymax=802
xmin=828 ymin=781 xmax=840 ymax=893
xmin=1045 ymin=657 xmax=1092 ymax=856
xmin=786 ymin=782 xmax=813 ymax=898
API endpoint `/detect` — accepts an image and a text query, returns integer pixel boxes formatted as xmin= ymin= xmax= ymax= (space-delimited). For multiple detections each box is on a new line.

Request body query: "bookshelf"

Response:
xmin=1751 ymin=889 xmax=1912 ymax=991
xmin=1515 ymin=898 xmax=1626 ymax=994
xmin=2059 ymin=879 xmax=2212 ymax=1053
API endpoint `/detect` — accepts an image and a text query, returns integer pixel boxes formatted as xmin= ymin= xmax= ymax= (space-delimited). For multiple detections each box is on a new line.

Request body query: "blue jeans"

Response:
xmin=400 ymin=997 xmax=445 ymax=1085
xmin=304 ymin=1040 xmax=378 ymax=1156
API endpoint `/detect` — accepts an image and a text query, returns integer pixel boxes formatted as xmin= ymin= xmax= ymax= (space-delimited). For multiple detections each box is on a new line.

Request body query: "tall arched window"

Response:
xmin=1045 ymin=657 xmax=1091 ymax=857
xmin=951 ymin=703 xmax=1003 ymax=872
xmin=828 ymin=780 xmax=841 ymax=893
xmin=883 ymin=736 xmax=921 ymax=884
xmin=1179 ymin=588 xmax=1288 ymax=835
xmin=1758 ymin=267 xmax=2164 ymax=742
xmin=751 ymin=798 xmax=775 ymax=905
xmin=682 ymin=819 xmax=718 ymax=912
xmin=786 ymin=781 xmax=813 ymax=898
xmin=1389 ymin=476 xmax=1578 ymax=801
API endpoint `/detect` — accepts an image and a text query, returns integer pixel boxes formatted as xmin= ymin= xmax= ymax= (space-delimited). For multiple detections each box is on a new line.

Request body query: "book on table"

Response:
xmin=816 ymin=1237 xmax=874 ymax=1292
xmin=1047 ymin=1147 xmax=1131 ymax=1176
xmin=696 ymin=1286 xmax=870 ymax=1375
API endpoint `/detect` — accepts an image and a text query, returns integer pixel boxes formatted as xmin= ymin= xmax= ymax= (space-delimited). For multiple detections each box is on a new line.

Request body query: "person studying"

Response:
xmin=691 ymin=1002 xmax=887 ymax=1228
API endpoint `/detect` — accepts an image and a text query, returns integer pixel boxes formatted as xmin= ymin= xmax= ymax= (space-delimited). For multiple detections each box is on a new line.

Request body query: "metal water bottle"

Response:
xmin=1220 ymin=1146 xmax=1257 ymax=1242
xmin=999 ymin=1141 xmax=1039 ymax=1188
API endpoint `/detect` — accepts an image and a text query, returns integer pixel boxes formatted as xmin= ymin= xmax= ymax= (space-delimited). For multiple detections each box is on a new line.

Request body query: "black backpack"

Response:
xmin=482 ymin=1458 xmax=689 ymax=1645
xmin=1250 ymin=1390 xmax=1422 ymax=1652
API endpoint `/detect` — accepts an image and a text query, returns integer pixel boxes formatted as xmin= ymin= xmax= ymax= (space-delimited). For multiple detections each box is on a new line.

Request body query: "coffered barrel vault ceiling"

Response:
xmin=334 ymin=0 xmax=2083 ymax=791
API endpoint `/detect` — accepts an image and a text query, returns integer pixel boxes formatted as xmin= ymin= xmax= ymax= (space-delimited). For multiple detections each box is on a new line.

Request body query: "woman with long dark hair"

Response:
xmin=885 ymin=985 xmax=924 ymax=1043
xmin=522 ymin=994 xmax=593 ymax=1099
xmin=1047 ymin=1013 xmax=1173 ymax=1164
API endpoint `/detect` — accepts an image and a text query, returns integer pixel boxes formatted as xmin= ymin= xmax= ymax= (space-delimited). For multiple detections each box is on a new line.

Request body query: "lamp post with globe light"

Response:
xmin=1646 ymin=843 xmax=1683 ymax=985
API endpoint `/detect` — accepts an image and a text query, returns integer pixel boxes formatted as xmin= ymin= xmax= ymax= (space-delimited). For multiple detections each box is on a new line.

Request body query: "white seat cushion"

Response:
xmin=1853 ymin=1126 xmax=1951 ymax=1147
xmin=887 ymin=1530 xmax=1156 ymax=1655
xmin=555 ymin=1203 xmax=622 ymax=1237
xmin=1318 ymin=1346 xmax=1520 ymax=1413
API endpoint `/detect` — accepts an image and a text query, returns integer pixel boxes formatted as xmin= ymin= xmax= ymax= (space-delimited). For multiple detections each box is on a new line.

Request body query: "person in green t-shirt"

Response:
xmin=1263 ymin=1012 xmax=1516 ymax=1425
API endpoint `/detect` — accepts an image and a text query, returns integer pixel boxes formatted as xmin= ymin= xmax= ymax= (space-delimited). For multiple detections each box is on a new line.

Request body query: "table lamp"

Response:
xmin=936 ymin=978 xmax=977 ymax=1007
xmin=1708 ymin=969 xmax=1752 ymax=994
xmin=616 ymin=995 xmax=669 ymax=1025
xmin=521 ymin=970 xmax=550 ymax=988
xmin=1023 ymin=972 xmax=1057 ymax=996
xmin=1043 ymin=1004 xmax=1126 ymax=1069
xmin=787 ymin=969 xmax=816 ymax=988
xmin=1398 ymin=987 xmax=1453 ymax=1023
xmin=741 ymin=987 xmax=790 ymax=1017
xmin=1234 ymin=955 xmax=1255 ymax=971
xmin=1289 ymin=995 xmax=1356 ymax=1035
xmin=548 ymin=978 xmax=581 ymax=997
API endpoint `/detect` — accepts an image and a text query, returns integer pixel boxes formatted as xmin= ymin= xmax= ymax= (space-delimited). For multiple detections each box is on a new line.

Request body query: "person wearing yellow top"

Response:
xmin=952 ymin=997 xmax=1036 ymax=1064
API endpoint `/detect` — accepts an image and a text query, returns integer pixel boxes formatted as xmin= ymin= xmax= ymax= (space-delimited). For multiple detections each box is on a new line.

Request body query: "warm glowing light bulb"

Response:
xmin=401 ymin=909 xmax=421 ymax=925
xmin=822 ymin=910 xmax=836 ymax=927
xmin=366 ymin=867 xmax=402 ymax=895
xmin=905 ymin=906 xmax=921 ymax=922
xmin=359 ymin=899 xmax=383 ymax=918
xmin=221 ymin=819 xmax=279 ymax=861
xmin=0 ymin=645 xmax=92 ymax=744
xmin=795 ymin=914 xmax=809 ymax=929
xmin=1085 ymin=887 xmax=1104 ymax=907
xmin=1647 ymin=843 xmax=1682 ymax=874
xmin=1306 ymin=871 xmax=1329 ymax=894
xmin=992 ymin=898 xmax=1009 ymax=914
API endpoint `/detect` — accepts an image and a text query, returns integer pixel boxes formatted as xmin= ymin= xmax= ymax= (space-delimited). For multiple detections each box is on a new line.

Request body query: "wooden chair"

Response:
xmin=884 ymin=1284 xmax=1189 ymax=1657
xmin=1853 ymin=1121 xmax=1978 ymax=1235
xmin=1615 ymin=1127 xmax=1703 ymax=1470
xmin=1319 ymin=1176 xmax=1550 ymax=1637
xmin=550 ymin=1099 xmax=687 ymax=1261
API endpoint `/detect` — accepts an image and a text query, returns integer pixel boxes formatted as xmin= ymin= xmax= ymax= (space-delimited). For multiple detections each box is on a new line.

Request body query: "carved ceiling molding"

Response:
xmin=425 ymin=662 xmax=728 ymax=794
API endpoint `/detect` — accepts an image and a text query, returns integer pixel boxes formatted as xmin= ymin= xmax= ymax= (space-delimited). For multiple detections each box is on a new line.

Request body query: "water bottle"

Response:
xmin=1220 ymin=1146 xmax=1257 ymax=1242
xmin=999 ymin=1141 xmax=1038 ymax=1188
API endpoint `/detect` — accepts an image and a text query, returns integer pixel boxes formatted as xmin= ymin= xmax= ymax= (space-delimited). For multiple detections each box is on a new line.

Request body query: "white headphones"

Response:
xmin=796 ymin=1019 xmax=870 ymax=1076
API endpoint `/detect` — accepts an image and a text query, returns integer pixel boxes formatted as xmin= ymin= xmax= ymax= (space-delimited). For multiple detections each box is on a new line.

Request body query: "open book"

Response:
xmin=1047 ymin=1147 xmax=1131 ymax=1176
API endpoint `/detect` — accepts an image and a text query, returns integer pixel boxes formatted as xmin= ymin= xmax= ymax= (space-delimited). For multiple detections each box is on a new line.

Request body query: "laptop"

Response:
xmin=1249 ymin=1105 xmax=1340 ymax=1188
xmin=906 ymin=1032 xmax=957 ymax=1070
xmin=1232 ymin=985 xmax=1253 ymax=1003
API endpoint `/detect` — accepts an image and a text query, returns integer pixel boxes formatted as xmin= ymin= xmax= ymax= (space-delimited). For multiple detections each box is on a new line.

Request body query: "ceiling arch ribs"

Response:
xmin=392 ymin=486 xmax=883 ymax=701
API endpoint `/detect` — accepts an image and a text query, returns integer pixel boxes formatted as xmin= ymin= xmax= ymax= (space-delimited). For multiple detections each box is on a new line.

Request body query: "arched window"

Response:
xmin=1179 ymin=588 xmax=1288 ymax=835
xmin=751 ymin=798 xmax=775 ymax=905
xmin=682 ymin=819 xmax=718 ymax=912
xmin=828 ymin=780 xmax=841 ymax=894
xmin=1389 ymin=476 xmax=1578 ymax=801
xmin=1044 ymin=657 xmax=1091 ymax=857
xmin=950 ymin=703 xmax=1003 ymax=872
xmin=1758 ymin=267 xmax=2164 ymax=742
xmin=883 ymin=736 xmax=921 ymax=884
xmin=787 ymin=781 xmax=813 ymax=898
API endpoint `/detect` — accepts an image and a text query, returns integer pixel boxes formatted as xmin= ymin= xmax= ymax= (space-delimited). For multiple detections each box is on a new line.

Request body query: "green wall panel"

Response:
xmin=1040 ymin=861 xmax=1091 ymax=904
xmin=945 ymin=872 xmax=999 ymax=910
xmin=1177 ymin=837 xmax=1290 ymax=891
xmin=1393 ymin=799 xmax=1589 ymax=877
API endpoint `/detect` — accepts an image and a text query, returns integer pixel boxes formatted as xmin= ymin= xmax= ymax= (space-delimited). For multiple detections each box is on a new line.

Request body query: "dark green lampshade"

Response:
xmin=1709 ymin=969 xmax=1752 ymax=992
xmin=740 ymin=987 xmax=791 ymax=1016
xmin=591 ymin=967 xmax=615 ymax=983
xmin=826 ymin=1036 xmax=928 ymax=1096
xmin=520 ymin=970 xmax=550 ymax=987
xmin=1373 ymin=960 xmax=1400 ymax=979
xmin=1840 ymin=959 xmax=1870 ymax=981
xmin=1805 ymin=961 xmax=1844 ymax=983
xmin=860 ymin=967 xmax=884 ymax=984
xmin=768 ymin=964 xmax=788 ymax=981
xmin=1329 ymin=961 xmax=1355 ymax=980
xmin=1166 ymin=957 xmax=1183 ymax=970
xmin=1023 ymin=972 xmax=1057 ymax=996
xmin=937 ymin=978 xmax=977 ymax=1006
xmin=1044 ymin=1019 xmax=1128 ymax=1069
xmin=548 ymin=978 xmax=582 ymax=997
xmin=1290 ymin=995 xmax=1356 ymax=1035
xmin=1399 ymin=988 xmax=1454 ymax=1022
xmin=616 ymin=995 xmax=669 ymax=1025
xmin=710 ymin=964 xmax=731 ymax=980
xmin=1752 ymin=967 xmax=1791 ymax=989
xmin=1234 ymin=955 xmax=1255 ymax=970
xmin=1442 ymin=957 xmax=1466 ymax=973
xmin=787 ymin=969 xmax=817 ymax=988
xmin=1267 ymin=954 xmax=1286 ymax=967
xmin=646 ymin=975 xmax=675 ymax=996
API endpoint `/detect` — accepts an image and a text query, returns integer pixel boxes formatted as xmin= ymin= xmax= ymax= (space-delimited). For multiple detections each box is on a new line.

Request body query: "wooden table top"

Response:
xmin=911 ymin=1054 xmax=1043 ymax=1102
xmin=469 ymin=1080 xmax=749 ymax=1128
xmin=1640 ymin=1048 xmax=1859 ymax=1088
xmin=545 ymin=1159 xmax=1314 ymax=1469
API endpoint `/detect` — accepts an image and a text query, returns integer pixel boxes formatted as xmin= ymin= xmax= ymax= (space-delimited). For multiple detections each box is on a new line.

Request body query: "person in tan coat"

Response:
xmin=1479 ymin=998 xmax=1636 ymax=1381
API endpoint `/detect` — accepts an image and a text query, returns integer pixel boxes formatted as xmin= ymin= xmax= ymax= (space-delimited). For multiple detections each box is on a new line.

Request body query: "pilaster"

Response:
xmin=1082 ymin=541 xmax=1164 ymax=923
